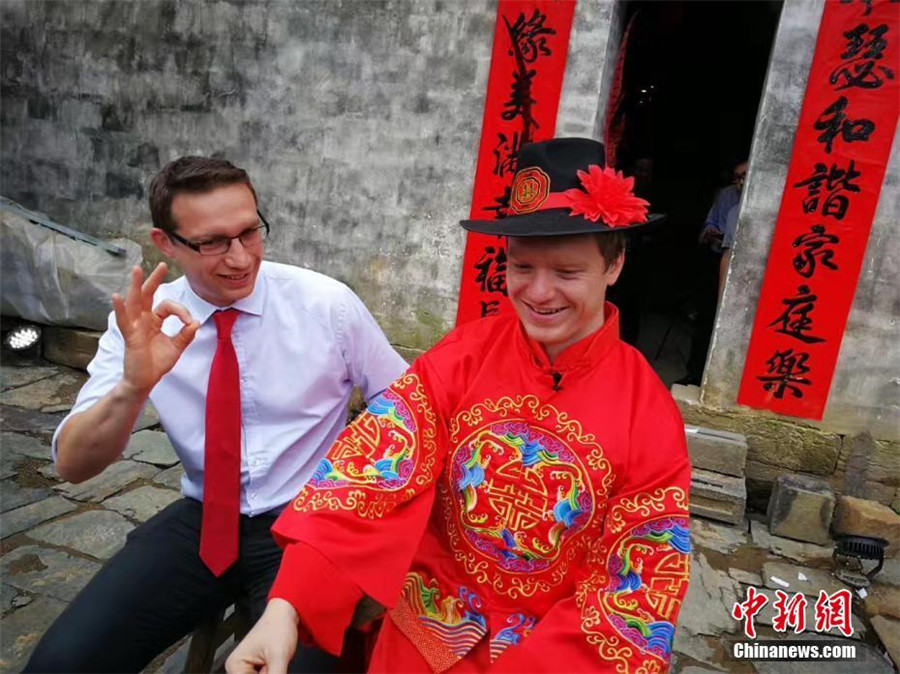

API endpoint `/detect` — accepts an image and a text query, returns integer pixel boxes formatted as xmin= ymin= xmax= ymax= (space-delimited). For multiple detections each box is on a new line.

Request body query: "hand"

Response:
xmin=226 ymin=599 xmax=299 ymax=674
xmin=112 ymin=263 xmax=200 ymax=395
xmin=699 ymin=227 xmax=723 ymax=244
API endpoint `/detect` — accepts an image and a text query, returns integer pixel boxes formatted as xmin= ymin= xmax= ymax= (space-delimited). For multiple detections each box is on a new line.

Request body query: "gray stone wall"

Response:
xmin=556 ymin=0 xmax=623 ymax=140
xmin=707 ymin=0 xmax=900 ymax=443
xmin=0 ymin=0 xmax=614 ymax=352
xmin=0 ymin=0 xmax=496 ymax=350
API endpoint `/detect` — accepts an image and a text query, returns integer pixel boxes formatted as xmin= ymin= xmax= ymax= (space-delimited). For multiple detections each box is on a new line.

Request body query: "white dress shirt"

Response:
xmin=53 ymin=261 xmax=408 ymax=516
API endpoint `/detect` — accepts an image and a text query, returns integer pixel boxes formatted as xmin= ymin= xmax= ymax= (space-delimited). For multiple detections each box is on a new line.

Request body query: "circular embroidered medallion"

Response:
xmin=449 ymin=420 xmax=594 ymax=573
xmin=509 ymin=167 xmax=551 ymax=214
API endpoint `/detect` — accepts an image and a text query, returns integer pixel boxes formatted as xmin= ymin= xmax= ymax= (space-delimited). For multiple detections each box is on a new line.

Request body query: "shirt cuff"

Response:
xmin=268 ymin=542 xmax=363 ymax=657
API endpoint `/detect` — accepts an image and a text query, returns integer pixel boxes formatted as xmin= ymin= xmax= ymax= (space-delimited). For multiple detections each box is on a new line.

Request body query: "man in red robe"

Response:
xmin=228 ymin=138 xmax=692 ymax=673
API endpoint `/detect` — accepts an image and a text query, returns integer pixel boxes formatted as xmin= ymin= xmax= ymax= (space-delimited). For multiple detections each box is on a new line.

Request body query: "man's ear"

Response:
xmin=150 ymin=228 xmax=176 ymax=257
xmin=606 ymin=251 xmax=626 ymax=287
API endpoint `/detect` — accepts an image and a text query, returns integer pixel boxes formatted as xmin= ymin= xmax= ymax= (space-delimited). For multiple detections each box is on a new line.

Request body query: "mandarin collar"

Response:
xmin=178 ymin=262 xmax=267 ymax=326
xmin=517 ymin=302 xmax=621 ymax=372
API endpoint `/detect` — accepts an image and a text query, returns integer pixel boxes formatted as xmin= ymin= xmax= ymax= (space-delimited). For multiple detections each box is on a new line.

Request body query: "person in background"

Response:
xmin=679 ymin=159 xmax=747 ymax=385
xmin=718 ymin=199 xmax=742 ymax=303
xmin=699 ymin=160 xmax=747 ymax=255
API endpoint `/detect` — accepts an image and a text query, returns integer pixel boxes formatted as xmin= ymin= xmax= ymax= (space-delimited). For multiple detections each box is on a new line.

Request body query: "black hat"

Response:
xmin=461 ymin=137 xmax=664 ymax=236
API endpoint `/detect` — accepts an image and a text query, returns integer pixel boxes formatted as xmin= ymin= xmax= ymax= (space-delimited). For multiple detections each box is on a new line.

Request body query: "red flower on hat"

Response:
xmin=563 ymin=165 xmax=649 ymax=227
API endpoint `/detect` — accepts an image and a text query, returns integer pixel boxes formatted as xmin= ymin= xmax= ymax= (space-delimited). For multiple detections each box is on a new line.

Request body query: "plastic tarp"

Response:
xmin=1 ymin=201 xmax=142 ymax=330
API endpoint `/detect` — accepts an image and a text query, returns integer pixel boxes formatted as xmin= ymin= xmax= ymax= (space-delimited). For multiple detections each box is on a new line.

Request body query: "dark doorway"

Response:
xmin=606 ymin=0 xmax=782 ymax=385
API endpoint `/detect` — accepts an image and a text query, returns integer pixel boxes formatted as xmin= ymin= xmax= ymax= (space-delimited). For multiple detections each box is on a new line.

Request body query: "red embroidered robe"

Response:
xmin=270 ymin=304 xmax=692 ymax=673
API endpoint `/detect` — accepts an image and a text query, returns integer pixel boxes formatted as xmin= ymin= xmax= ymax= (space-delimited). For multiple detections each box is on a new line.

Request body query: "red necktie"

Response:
xmin=200 ymin=309 xmax=242 ymax=576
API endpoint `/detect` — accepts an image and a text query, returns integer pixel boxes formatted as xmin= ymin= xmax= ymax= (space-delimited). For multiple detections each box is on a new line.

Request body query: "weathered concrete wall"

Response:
xmin=1 ymin=0 xmax=492 ymax=350
xmin=556 ymin=0 xmax=624 ymax=140
xmin=707 ymin=0 xmax=900 ymax=444
xmin=0 ymin=0 xmax=615 ymax=353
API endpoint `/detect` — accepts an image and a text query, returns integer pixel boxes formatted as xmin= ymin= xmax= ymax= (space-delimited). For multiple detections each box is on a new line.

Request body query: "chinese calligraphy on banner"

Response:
xmin=737 ymin=0 xmax=898 ymax=420
xmin=455 ymin=0 xmax=576 ymax=325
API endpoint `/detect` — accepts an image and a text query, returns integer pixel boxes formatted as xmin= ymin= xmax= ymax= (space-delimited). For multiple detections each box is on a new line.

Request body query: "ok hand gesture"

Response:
xmin=112 ymin=263 xmax=200 ymax=395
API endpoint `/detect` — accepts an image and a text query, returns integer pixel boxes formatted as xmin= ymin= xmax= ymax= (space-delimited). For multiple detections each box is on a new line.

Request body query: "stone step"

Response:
xmin=833 ymin=495 xmax=900 ymax=559
xmin=690 ymin=467 xmax=747 ymax=525
xmin=767 ymin=474 xmax=835 ymax=546
xmin=42 ymin=327 xmax=101 ymax=371
xmin=685 ymin=424 xmax=748 ymax=477
xmin=871 ymin=616 xmax=900 ymax=668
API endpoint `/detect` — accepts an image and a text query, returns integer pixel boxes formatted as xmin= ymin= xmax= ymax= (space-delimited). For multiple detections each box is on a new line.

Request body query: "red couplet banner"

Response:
xmin=455 ymin=0 xmax=576 ymax=326
xmin=737 ymin=0 xmax=899 ymax=420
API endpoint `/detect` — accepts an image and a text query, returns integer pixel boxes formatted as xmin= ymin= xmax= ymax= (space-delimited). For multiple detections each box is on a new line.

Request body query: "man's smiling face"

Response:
xmin=151 ymin=183 xmax=263 ymax=307
xmin=507 ymin=234 xmax=623 ymax=362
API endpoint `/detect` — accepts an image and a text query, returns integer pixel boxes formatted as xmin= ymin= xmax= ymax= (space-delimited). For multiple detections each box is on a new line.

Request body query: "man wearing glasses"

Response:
xmin=25 ymin=157 xmax=407 ymax=673
xmin=698 ymin=160 xmax=748 ymax=254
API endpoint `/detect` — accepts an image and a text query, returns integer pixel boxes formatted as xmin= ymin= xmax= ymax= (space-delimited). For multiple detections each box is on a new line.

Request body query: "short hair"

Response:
xmin=593 ymin=231 xmax=626 ymax=268
xmin=148 ymin=156 xmax=257 ymax=233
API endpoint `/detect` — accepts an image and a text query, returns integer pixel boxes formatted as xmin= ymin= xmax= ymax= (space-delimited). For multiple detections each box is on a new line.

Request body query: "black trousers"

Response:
xmin=24 ymin=498 xmax=339 ymax=674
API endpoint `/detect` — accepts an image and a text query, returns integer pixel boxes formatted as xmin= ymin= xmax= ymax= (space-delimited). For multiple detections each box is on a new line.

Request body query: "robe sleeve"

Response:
xmin=491 ymin=392 xmax=692 ymax=673
xmin=269 ymin=361 xmax=450 ymax=656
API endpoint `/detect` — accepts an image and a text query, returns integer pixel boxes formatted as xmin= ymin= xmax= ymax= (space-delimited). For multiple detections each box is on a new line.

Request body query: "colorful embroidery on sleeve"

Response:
xmin=489 ymin=612 xmax=538 ymax=661
xmin=605 ymin=516 xmax=691 ymax=658
xmin=580 ymin=488 xmax=691 ymax=673
xmin=401 ymin=571 xmax=488 ymax=658
xmin=309 ymin=389 xmax=416 ymax=489
xmin=291 ymin=372 xmax=440 ymax=517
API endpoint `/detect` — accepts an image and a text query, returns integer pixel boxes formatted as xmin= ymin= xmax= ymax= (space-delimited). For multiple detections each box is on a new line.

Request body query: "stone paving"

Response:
xmin=0 ymin=352 xmax=189 ymax=672
xmin=1 ymin=350 xmax=898 ymax=673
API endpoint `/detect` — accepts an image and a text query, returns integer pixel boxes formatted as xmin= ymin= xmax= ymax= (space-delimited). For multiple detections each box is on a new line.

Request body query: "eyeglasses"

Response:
xmin=168 ymin=211 xmax=270 ymax=256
